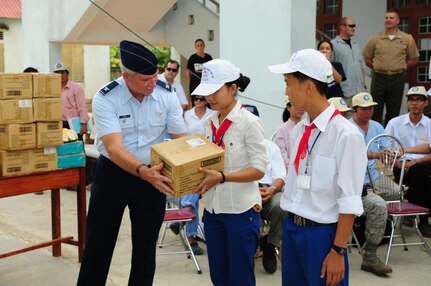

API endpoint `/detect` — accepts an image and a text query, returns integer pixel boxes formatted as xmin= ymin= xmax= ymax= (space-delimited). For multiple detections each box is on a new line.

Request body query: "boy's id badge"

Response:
xmin=297 ymin=175 xmax=311 ymax=189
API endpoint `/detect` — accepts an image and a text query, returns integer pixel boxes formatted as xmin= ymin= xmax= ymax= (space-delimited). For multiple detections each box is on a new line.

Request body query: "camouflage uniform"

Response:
xmin=362 ymin=191 xmax=388 ymax=245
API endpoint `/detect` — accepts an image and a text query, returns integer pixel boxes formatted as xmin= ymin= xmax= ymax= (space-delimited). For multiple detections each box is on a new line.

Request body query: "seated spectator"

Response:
xmin=244 ymin=104 xmax=287 ymax=274
xmin=328 ymin=97 xmax=352 ymax=117
xmin=349 ymin=92 xmax=392 ymax=276
xmin=385 ymin=86 xmax=431 ymax=238
xmin=274 ymin=96 xmax=305 ymax=173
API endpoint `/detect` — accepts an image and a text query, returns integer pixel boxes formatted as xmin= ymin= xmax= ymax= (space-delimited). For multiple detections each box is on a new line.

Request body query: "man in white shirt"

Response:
xmin=158 ymin=60 xmax=189 ymax=111
xmin=269 ymin=49 xmax=367 ymax=286
xmin=385 ymin=86 xmax=431 ymax=237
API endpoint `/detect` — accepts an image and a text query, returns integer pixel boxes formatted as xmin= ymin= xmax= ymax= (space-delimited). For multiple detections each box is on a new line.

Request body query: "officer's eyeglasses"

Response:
xmin=166 ymin=68 xmax=178 ymax=72
xmin=343 ymin=24 xmax=356 ymax=28
xmin=194 ymin=97 xmax=207 ymax=102
xmin=407 ymin=97 xmax=426 ymax=103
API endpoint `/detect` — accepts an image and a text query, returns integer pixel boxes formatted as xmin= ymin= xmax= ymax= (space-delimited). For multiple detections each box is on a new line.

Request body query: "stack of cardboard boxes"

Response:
xmin=0 ymin=73 xmax=63 ymax=176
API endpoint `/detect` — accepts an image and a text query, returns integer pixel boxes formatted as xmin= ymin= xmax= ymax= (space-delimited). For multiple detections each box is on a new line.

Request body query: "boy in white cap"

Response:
xmin=268 ymin=49 xmax=367 ymax=286
xmin=385 ymin=86 xmax=431 ymax=238
xmin=349 ymin=92 xmax=393 ymax=276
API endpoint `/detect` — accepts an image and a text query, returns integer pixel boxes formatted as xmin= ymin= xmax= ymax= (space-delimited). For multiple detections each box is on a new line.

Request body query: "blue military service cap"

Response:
xmin=120 ymin=40 xmax=158 ymax=75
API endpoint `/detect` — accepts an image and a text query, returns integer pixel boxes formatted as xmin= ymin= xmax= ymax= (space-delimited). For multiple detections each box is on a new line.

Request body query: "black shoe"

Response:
xmin=402 ymin=216 xmax=414 ymax=228
xmin=418 ymin=223 xmax=431 ymax=238
xmin=260 ymin=235 xmax=277 ymax=274
xmin=169 ymin=222 xmax=180 ymax=235
xmin=189 ymin=241 xmax=204 ymax=255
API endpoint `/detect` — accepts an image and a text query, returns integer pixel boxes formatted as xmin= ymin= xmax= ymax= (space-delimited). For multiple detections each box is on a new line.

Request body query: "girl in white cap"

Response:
xmin=192 ymin=59 xmax=268 ymax=286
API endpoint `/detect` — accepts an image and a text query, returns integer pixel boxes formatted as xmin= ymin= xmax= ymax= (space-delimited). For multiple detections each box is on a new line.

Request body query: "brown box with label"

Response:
xmin=0 ymin=99 xmax=33 ymax=124
xmin=36 ymin=122 xmax=63 ymax=147
xmin=0 ymin=149 xmax=32 ymax=176
xmin=150 ymin=133 xmax=224 ymax=198
xmin=32 ymin=73 xmax=61 ymax=98
xmin=0 ymin=73 xmax=33 ymax=99
xmin=33 ymin=98 xmax=62 ymax=121
xmin=0 ymin=123 xmax=36 ymax=150
xmin=29 ymin=148 xmax=58 ymax=173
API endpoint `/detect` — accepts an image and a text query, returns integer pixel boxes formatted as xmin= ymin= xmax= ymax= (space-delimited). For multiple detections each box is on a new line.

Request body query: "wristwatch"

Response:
xmin=332 ymin=244 xmax=347 ymax=256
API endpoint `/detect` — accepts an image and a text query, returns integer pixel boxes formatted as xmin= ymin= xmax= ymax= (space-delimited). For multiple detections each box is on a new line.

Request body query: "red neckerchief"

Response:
xmin=294 ymin=109 xmax=340 ymax=175
xmin=211 ymin=118 xmax=233 ymax=149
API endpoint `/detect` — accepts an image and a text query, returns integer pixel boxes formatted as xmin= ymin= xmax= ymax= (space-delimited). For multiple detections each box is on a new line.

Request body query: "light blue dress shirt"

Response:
xmin=93 ymin=77 xmax=187 ymax=164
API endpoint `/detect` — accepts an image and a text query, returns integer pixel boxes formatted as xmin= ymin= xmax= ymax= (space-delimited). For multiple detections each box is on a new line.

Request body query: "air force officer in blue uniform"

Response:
xmin=77 ymin=40 xmax=187 ymax=286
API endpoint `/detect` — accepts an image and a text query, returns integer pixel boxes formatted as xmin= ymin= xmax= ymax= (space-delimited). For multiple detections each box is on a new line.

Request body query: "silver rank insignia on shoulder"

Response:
xmin=99 ymin=80 xmax=119 ymax=96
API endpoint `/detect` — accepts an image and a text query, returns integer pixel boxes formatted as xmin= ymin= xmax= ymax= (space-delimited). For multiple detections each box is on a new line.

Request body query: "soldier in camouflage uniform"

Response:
xmin=349 ymin=92 xmax=393 ymax=276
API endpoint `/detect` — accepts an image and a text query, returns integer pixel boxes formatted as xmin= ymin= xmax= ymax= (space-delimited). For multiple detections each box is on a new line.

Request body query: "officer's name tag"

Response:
xmin=297 ymin=175 xmax=311 ymax=189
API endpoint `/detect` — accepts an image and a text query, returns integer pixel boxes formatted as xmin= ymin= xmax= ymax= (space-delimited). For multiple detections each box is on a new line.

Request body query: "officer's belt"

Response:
xmin=288 ymin=212 xmax=335 ymax=227
xmin=374 ymin=69 xmax=404 ymax=76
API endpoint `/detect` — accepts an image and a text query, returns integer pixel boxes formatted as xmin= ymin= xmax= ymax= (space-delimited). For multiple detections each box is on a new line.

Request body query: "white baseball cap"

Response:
xmin=53 ymin=62 xmax=69 ymax=72
xmin=268 ymin=49 xmax=334 ymax=83
xmin=328 ymin=97 xmax=351 ymax=112
xmin=191 ymin=59 xmax=240 ymax=96
xmin=407 ymin=86 xmax=428 ymax=99
xmin=352 ymin=92 xmax=378 ymax=107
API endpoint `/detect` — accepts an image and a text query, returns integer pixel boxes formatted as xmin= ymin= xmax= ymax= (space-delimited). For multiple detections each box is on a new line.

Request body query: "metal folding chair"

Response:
xmin=157 ymin=197 xmax=202 ymax=274
xmin=366 ymin=134 xmax=431 ymax=265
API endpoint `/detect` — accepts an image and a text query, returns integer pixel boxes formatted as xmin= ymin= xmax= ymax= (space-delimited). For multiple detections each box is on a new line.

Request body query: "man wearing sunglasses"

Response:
xmin=331 ymin=17 xmax=367 ymax=108
xmin=158 ymin=60 xmax=189 ymax=111
xmin=363 ymin=10 xmax=419 ymax=126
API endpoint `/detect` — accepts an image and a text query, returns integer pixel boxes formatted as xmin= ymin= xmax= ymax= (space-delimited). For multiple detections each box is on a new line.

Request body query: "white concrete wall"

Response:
xmin=3 ymin=18 xmax=23 ymax=72
xmin=22 ymin=0 xmax=90 ymax=72
xmin=220 ymin=0 xmax=316 ymax=138
xmin=83 ymin=45 xmax=110 ymax=99
xmin=163 ymin=0 xmax=219 ymax=59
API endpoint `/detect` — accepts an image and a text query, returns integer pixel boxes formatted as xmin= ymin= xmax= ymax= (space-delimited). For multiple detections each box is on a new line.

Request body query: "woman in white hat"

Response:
xmin=192 ymin=59 xmax=268 ymax=286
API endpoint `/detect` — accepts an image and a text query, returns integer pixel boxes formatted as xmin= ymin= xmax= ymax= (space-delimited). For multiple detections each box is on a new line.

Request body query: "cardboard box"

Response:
xmin=0 ymin=73 xmax=33 ymax=99
xmin=0 ymin=99 xmax=33 ymax=124
xmin=150 ymin=134 xmax=224 ymax=198
xmin=58 ymin=153 xmax=85 ymax=169
xmin=57 ymin=141 xmax=83 ymax=156
xmin=0 ymin=123 xmax=36 ymax=150
xmin=32 ymin=73 xmax=61 ymax=98
xmin=0 ymin=149 xmax=32 ymax=176
xmin=33 ymin=98 xmax=62 ymax=121
xmin=36 ymin=122 xmax=63 ymax=147
xmin=29 ymin=148 xmax=58 ymax=173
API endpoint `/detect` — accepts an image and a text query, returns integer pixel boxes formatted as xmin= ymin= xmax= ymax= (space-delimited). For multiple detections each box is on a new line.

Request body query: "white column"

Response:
xmin=220 ymin=0 xmax=316 ymax=138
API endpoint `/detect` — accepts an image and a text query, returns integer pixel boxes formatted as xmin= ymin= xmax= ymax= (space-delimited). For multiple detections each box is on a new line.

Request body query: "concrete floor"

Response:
xmin=1 ymin=190 xmax=431 ymax=286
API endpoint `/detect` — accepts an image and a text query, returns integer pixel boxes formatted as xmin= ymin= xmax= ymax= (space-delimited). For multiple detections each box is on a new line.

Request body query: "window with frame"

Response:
xmin=393 ymin=0 xmax=411 ymax=7
xmin=419 ymin=16 xmax=431 ymax=34
xmin=419 ymin=38 xmax=431 ymax=61
xmin=417 ymin=66 xmax=430 ymax=82
xmin=399 ymin=18 xmax=409 ymax=33
xmin=324 ymin=23 xmax=338 ymax=39
xmin=417 ymin=0 xmax=431 ymax=6
xmin=324 ymin=0 xmax=338 ymax=15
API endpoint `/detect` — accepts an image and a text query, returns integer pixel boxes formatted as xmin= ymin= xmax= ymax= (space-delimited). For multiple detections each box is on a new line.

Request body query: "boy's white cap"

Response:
xmin=328 ymin=97 xmax=351 ymax=112
xmin=268 ymin=49 xmax=334 ymax=83
xmin=352 ymin=92 xmax=378 ymax=107
xmin=191 ymin=59 xmax=240 ymax=96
